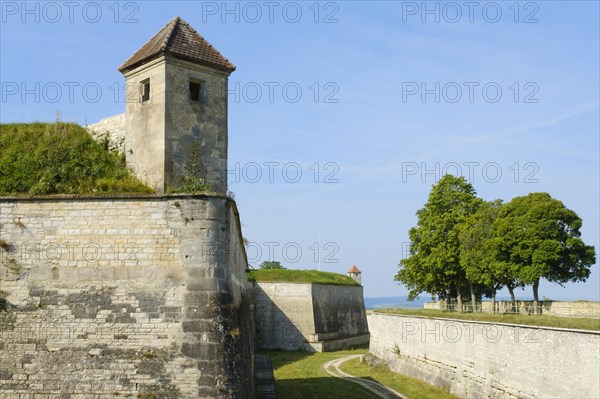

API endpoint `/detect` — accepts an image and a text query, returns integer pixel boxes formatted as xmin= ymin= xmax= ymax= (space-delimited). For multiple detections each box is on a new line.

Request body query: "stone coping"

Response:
xmin=369 ymin=311 xmax=600 ymax=335
xmin=0 ymin=193 xmax=232 ymax=202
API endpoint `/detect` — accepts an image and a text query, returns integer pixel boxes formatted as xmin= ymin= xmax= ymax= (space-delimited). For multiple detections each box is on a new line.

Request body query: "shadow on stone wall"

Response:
xmin=252 ymin=282 xmax=370 ymax=352
xmin=253 ymin=284 xmax=310 ymax=352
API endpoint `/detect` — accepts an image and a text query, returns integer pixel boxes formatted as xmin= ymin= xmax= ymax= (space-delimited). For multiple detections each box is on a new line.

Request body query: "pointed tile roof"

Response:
xmin=118 ymin=16 xmax=235 ymax=73
xmin=347 ymin=265 xmax=362 ymax=273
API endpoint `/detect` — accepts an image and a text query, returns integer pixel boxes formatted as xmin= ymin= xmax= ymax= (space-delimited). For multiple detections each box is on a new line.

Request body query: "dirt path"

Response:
xmin=322 ymin=354 xmax=407 ymax=399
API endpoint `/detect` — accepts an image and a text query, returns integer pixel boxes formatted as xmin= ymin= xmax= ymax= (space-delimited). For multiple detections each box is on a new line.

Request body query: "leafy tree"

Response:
xmin=489 ymin=193 xmax=596 ymax=313
xmin=459 ymin=199 xmax=506 ymax=311
xmin=259 ymin=261 xmax=286 ymax=270
xmin=488 ymin=254 xmax=524 ymax=312
xmin=396 ymin=175 xmax=482 ymax=309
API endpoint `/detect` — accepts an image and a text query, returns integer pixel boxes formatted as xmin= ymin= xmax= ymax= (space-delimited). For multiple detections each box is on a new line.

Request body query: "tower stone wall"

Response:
xmin=123 ymin=58 xmax=168 ymax=191
xmin=164 ymin=58 xmax=229 ymax=194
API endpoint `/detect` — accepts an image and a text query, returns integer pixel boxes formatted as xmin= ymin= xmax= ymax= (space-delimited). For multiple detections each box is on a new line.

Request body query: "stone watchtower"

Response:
xmin=118 ymin=16 xmax=235 ymax=194
xmin=347 ymin=265 xmax=362 ymax=285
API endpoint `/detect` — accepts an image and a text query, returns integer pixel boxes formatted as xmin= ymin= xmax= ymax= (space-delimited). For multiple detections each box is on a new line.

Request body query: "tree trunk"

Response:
xmin=469 ymin=282 xmax=477 ymax=312
xmin=445 ymin=288 xmax=452 ymax=311
xmin=532 ymin=279 xmax=540 ymax=315
xmin=508 ymin=285 xmax=516 ymax=313
xmin=491 ymin=290 xmax=496 ymax=314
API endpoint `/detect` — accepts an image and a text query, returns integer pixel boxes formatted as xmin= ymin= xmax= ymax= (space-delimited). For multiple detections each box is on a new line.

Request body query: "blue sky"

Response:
xmin=1 ymin=1 xmax=598 ymax=300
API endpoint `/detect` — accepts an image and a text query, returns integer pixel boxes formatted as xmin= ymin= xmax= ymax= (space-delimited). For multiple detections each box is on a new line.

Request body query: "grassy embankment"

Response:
xmin=0 ymin=122 xmax=153 ymax=195
xmin=247 ymin=269 xmax=359 ymax=286
xmin=374 ymin=308 xmax=600 ymax=331
xmin=266 ymin=348 xmax=459 ymax=399
xmin=340 ymin=357 xmax=460 ymax=399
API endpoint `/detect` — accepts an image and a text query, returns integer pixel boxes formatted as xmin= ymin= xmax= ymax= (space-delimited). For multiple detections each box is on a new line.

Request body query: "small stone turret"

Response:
xmin=118 ymin=16 xmax=235 ymax=194
xmin=347 ymin=265 xmax=362 ymax=285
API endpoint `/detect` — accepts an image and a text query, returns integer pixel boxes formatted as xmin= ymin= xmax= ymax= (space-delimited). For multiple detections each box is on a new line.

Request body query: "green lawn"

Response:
xmin=248 ymin=269 xmax=359 ymax=286
xmin=266 ymin=349 xmax=460 ymax=399
xmin=265 ymin=349 xmax=379 ymax=399
xmin=340 ymin=358 xmax=460 ymax=399
xmin=374 ymin=308 xmax=600 ymax=331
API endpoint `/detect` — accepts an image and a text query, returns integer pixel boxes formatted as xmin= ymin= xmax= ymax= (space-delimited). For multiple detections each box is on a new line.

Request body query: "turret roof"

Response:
xmin=347 ymin=265 xmax=362 ymax=273
xmin=118 ymin=16 xmax=235 ymax=73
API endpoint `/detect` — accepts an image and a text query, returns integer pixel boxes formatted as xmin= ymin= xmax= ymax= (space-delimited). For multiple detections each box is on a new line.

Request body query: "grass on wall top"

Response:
xmin=0 ymin=123 xmax=154 ymax=196
xmin=374 ymin=308 xmax=600 ymax=331
xmin=247 ymin=269 xmax=360 ymax=286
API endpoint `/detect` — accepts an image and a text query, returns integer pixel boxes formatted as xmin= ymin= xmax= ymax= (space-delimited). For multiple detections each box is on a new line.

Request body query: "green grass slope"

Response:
xmin=247 ymin=269 xmax=360 ymax=286
xmin=0 ymin=123 xmax=153 ymax=195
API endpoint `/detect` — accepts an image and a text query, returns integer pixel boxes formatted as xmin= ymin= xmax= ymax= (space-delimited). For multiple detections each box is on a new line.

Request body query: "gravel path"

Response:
xmin=322 ymin=354 xmax=407 ymax=399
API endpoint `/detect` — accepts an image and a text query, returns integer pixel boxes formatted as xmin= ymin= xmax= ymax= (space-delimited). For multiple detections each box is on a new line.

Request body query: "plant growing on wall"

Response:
xmin=168 ymin=139 xmax=211 ymax=194
xmin=0 ymin=291 xmax=8 ymax=312
xmin=0 ymin=239 xmax=9 ymax=251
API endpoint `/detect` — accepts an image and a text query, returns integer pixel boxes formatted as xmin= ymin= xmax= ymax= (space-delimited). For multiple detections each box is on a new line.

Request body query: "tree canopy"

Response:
xmin=488 ymin=192 xmax=596 ymax=309
xmin=395 ymin=175 xmax=481 ymax=303
xmin=458 ymin=199 xmax=514 ymax=303
xmin=396 ymin=176 xmax=596 ymax=310
xmin=259 ymin=261 xmax=286 ymax=270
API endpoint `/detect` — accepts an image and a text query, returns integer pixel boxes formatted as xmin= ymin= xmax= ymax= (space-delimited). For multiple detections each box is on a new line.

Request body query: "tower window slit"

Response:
xmin=190 ymin=80 xmax=207 ymax=103
xmin=140 ymin=79 xmax=150 ymax=103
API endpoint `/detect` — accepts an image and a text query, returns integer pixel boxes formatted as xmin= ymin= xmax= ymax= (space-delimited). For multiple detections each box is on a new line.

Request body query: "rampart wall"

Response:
xmin=0 ymin=194 xmax=253 ymax=399
xmin=86 ymin=113 xmax=126 ymax=154
xmin=368 ymin=312 xmax=600 ymax=399
xmin=253 ymin=282 xmax=369 ymax=352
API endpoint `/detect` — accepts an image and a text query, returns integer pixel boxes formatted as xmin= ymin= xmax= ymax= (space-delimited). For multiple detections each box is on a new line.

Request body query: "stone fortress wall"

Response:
xmin=253 ymin=282 xmax=370 ymax=352
xmin=86 ymin=113 xmax=126 ymax=154
xmin=0 ymin=195 xmax=253 ymax=399
xmin=368 ymin=312 xmax=600 ymax=399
